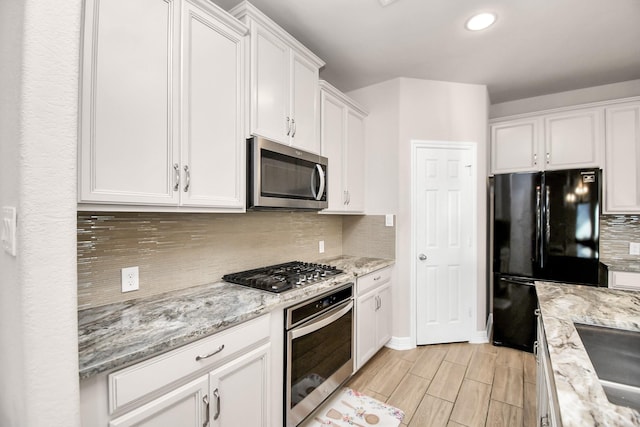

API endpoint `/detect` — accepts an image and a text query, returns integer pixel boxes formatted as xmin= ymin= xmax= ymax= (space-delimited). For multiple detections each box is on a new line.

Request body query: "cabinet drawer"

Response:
xmin=108 ymin=314 xmax=269 ymax=413
xmin=357 ymin=267 xmax=392 ymax=295
xmin=609 ymin=271 xmax=640 ymax=291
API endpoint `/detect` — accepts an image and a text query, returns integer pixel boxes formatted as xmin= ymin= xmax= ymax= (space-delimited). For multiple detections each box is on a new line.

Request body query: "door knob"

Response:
xmin=418 ymin=254 xmax=427 ymax=260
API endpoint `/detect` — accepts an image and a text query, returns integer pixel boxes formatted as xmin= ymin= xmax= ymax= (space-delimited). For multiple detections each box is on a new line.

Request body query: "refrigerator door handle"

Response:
xmin=535 ymin=186 xmax=541 ymax=265
xmin=545 ymin=186 xmax=551 ymax=260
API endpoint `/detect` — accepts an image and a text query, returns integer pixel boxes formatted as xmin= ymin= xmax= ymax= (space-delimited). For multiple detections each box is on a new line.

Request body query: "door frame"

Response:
xmin=410 ymin=140 xmax=478 ymax=347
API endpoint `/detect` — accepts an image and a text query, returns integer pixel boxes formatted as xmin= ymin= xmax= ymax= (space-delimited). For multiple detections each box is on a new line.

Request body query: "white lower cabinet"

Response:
xmin=109 ymin=376 xmax=209 ymax=427
xmin=355 ymin=267 xmax=393 ymax=371
xmin=608 ymin=270 xmax=640 ymax=291
xmin=536 ymin=311 xmax=560 ymax=427
xmin=208 ymin=344 xmax=270 ymax=427
xmin=81 ymin=315 xmax=272 ymax=427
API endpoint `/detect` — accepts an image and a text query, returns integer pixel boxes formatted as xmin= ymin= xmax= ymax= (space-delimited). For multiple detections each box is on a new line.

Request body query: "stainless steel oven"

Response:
xmin=247 ymin=136 xmax=328 ymax=210
xmin=285 ymin=283 xmax=354 ymax=426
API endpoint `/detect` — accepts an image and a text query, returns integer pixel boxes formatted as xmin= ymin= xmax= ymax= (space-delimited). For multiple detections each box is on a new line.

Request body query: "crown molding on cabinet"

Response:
xmin=490 ymin=95 xmax=640 ymax=123
xmin=229 ymin=1 xmax=325 ymax=69
xmin=319 ymin=80 xmax=369 ymax=117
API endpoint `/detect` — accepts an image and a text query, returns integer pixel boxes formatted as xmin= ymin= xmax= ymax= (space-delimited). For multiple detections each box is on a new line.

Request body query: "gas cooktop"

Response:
xmin=222 ymin=261 xmax=343 ymax=293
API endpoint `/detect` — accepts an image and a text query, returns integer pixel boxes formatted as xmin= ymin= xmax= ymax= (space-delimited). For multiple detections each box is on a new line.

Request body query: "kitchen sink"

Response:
xmin=574 ymin=323 xmax=640 ymax=412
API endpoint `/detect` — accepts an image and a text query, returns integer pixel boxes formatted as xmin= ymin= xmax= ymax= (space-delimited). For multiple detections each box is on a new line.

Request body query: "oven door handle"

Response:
xmin=290 ymin=300 xmax=353 ymax=339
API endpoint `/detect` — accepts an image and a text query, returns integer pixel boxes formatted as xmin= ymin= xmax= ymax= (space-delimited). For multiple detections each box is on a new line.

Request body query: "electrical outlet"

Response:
xmin=630 ymin=242 xmax=640 ymax=255
xmin=121 ymin=266 xmax=139 ymax=292
xmin=319 ymin=240 xmax=325 ymax=253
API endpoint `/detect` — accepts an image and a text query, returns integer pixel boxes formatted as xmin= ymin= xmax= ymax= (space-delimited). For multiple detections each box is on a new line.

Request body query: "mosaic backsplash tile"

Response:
xmin=342 ymin=215 xmax=396 ymax=260
xmin=600 ymin=214 xmax=640 ymax=268
xmin=77 ymin=212 xmax=396 ymax=309
xmin=77 ymin=211 xmax=343 ymax=309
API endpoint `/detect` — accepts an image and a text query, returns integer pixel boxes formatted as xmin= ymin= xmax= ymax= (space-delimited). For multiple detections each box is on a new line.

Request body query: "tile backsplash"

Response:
xmin=78 ymin=212 xmax=395 ymax=309
xmin=600 ymin=214 xmax=640 ymax=265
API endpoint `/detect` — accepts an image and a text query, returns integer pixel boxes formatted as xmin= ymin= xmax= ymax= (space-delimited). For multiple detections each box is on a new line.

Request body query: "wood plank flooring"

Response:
xmin=346 ymin=343 xmax=537 ymax=427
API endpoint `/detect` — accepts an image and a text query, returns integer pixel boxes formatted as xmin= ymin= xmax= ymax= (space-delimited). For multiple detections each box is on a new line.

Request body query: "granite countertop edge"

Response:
xmin=535 ymin=281 xmax=640 ymax=427
xmin=78 ymin=256 xmax=394 ymax=379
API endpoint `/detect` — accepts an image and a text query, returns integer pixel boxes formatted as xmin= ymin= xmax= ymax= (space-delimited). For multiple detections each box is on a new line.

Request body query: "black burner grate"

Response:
xmin=222 ymin=261 xmax=343 ymax=293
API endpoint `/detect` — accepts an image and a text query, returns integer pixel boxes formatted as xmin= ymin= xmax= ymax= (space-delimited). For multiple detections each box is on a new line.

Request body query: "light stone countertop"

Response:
xmin=78 ymin=255 xmax=394 ymax=379
xmin=535 ymin=282 xmax=640 ymax=427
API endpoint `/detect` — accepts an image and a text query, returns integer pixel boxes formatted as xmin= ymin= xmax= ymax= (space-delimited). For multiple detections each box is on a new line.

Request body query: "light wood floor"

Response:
xmin=346 ymin=342 xmax=537 ymax=427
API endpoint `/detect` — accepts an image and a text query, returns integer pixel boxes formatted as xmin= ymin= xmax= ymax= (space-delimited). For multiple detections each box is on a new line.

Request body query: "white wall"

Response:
xmin=0 ymin=1 xmax=82 ymax=426
xmin=0 ymin=1 xmax=27 ymax=424
xmin=349 ymin=78 xmax=489 ymax=342
xmin=490 ymin=79 xmax=640 ymax=118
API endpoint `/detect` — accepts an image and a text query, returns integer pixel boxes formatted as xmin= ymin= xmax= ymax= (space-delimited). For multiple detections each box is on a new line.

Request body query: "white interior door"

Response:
xmin=414 ymin=143 xmax=475 ymax=345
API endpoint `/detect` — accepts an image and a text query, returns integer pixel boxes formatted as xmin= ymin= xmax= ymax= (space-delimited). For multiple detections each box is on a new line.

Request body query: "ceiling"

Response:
xmin=211 ymin=0 xmax=640 ymax=104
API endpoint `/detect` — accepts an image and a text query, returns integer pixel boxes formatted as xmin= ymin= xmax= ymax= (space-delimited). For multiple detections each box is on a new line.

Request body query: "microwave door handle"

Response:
xmin=311 ymin=164 xmax=325 ymax=201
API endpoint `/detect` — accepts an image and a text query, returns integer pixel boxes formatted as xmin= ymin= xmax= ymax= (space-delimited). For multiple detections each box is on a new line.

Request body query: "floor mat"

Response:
xmin=302 ymin=387 xmax=405 ymax=427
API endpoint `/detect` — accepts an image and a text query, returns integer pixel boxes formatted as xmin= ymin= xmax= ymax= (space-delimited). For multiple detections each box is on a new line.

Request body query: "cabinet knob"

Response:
xmin=418 ymin=254 xmax=427 ymax=261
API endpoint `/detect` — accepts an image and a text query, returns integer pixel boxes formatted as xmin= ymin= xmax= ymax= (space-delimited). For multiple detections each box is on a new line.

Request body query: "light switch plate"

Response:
xmin=630 ymin=242 xmax=640 ymax=255
xmin=319 ymin=240 xmax=325 ymax=253
xmin=1 ymin=207 xmax=17 ymax=257
xmin=385 ymin=214 xmax=394 ymax=227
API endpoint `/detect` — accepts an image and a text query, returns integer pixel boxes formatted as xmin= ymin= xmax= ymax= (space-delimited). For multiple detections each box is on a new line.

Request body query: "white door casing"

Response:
xmin=412 ymin=141 xmax=477 ymax=345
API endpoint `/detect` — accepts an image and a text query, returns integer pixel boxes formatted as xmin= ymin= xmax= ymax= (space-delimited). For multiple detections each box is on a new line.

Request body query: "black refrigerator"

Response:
xmin=492 ymin=168 xmax=602 ymax=352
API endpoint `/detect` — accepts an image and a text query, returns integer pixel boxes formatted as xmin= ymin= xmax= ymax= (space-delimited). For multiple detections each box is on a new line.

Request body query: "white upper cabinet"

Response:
xmin=180 ymin=0 xmax=246 ymax=208
xmin=543 ymin=108 xmax=602 ymax=170
xmin=231 ymin=2 xmax=325 ymax=154
xmin=79 ymin=0 xmax=181 ymax=206
xmin=79 ymin=0 xmax=247 ymax=211
xmin=490 ymin=107 xmax=603 ymax=174
xmin=491 ymin=118 xmax=541 ymax=174
xmin=604 ymin=101 xmax=640 ymax=213
xmin=319 ymin=81 xmax=367 ymax=213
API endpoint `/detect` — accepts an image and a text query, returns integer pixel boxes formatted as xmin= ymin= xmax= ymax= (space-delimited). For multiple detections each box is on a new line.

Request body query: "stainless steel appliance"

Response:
xmin=247 ymin=136 xmax=328 ymax=210
xmin=285 ymin=284 xmax=354 ymax=426
xmin=222 ymin=261 xmax=343 ymax=293
xmin=493 ymin=168 xmax=604 ymax=352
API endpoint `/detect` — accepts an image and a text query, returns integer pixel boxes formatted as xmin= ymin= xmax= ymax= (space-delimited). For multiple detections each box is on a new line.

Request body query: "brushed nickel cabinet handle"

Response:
xmin=195 ymin=344 xmax=224 ymax=361
xmin=203 ymin=395 xmax=210 ymax=427
xmin=184 ymin=165 xmax=191 ymax=192
xmin=213 ymin=388 xmax=221 ymax=421
xmin=173 ymin=163 xmax=180 ymax=191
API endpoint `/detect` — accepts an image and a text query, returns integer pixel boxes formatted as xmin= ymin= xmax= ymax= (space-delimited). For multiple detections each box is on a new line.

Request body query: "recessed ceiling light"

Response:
xmin=465 ymin=12 xmax=497 ymax=31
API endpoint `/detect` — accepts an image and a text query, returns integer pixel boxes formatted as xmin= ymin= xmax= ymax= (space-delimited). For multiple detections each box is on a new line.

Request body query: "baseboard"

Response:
xmin=468 ymin=313 xmax=493 ymax=344
xmin=385 ymin=336 xmax=414 ymax=351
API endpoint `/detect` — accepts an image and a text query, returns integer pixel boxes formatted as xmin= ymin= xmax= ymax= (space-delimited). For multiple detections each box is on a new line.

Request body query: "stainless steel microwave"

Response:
xmin=247 ymin=136 xmax=328 ymax=210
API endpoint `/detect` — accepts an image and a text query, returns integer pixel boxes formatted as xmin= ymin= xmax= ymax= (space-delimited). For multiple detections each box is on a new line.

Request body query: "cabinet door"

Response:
xmin=250 ymin=22 xmax=289 ymax=144
xmin=180 ymin=1 xmax=245 ymax=208
xmin=544 ymin=108 xmax=603 ymax=170
xmin=320 ymin=91 xmax=346 ymax=211
xmin=345 ymin=110 xmax=365 ymax=212
xmin=209 ymin=344 xmax=270 ymax=427
xmin=375 ymin=284 xmax=392 ymax=349
xmin=604 ymin=102 xmax=640 ymax=213
xmin=109 ymin=376 xmax=208 ymax=427
xmin=356 ymin=291 xmax=378 ymax=371
xmin=491 ymin=119 xmax=540 ymax=174
xmin=290 ymin=52 xmax=320 ymax=153
xmin=79 ymin=0 xmax=180 ymax=205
